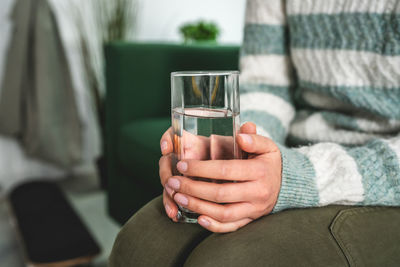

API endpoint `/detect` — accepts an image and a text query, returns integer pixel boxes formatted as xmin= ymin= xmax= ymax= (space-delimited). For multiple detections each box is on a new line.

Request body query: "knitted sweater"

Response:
xmin=240 ymin=0 xmax=400 ymax=212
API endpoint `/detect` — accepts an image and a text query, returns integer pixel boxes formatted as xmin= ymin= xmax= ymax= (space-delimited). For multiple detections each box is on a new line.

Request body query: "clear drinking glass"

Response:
xmin=171 ymin=71 xmax=240 ymax=223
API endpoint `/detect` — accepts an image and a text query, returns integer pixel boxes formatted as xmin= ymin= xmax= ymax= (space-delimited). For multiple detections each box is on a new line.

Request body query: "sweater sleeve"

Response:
xmin=273 ymin=135 xmax=400 ymax=212
xmin=240 ymin=0 xmax=295 ymax=144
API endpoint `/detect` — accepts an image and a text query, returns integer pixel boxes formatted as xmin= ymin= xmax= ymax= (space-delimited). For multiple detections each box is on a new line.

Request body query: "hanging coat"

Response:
xmin=0 ymin=0 xmax=82 ymax=169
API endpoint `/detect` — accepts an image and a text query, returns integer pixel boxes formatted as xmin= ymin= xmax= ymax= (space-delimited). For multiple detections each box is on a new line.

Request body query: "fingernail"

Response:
xmin=239 ymin=134 xmax=252 ymax=144
xmin=177 ymin=161 xmax=187 ymax=172
xmin=198 ymin=217 xmax=210 ymax=227
xmin=165 ymin=184 xmax=174 ymax=196
xmin=165 ymin=203 xmax=171 ymax=216
xmin=174 ymin=194 xmax=188 ymax=206
xmin=161 ymin=141 xmax=168 ymax=152
xmin=167 ymin=178 xmax=180 ymax=190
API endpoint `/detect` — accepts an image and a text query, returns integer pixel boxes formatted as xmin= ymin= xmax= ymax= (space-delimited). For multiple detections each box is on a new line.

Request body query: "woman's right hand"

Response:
xmin=159 ymin=122 xmax=257 ymax=222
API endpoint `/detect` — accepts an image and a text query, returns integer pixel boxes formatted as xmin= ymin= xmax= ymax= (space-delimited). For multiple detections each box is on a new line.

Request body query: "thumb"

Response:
xmin=240 ymin=122 xmax=257 ymax=135
xmin=237 ymin=134 xmax=278 ymax=154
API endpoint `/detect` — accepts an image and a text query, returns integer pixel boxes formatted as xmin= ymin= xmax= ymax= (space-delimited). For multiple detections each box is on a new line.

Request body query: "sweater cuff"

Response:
xmin=272 ymin=145 xmax=319 ymax=213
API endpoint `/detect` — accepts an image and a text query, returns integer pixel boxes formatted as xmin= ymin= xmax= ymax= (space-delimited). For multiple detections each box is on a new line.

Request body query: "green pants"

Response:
xmin=109 ymin=196 xmax=400 ymax=267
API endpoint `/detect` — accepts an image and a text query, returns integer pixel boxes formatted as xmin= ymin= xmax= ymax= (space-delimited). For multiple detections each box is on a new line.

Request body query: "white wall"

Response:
xmin=135 ymin=0 xmax=246 ymax=44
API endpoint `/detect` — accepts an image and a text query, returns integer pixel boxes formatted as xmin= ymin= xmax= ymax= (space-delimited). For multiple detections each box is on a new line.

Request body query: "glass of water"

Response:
xmin=171 ymin=71 xmax=240 ymax=223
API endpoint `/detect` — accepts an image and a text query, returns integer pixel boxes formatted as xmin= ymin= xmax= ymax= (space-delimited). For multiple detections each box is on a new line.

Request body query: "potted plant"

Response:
xmin=179 ymin=20 xmax=220 ymax=44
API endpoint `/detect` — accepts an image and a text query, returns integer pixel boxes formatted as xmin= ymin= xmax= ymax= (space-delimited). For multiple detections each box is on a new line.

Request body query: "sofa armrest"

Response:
xmin=105 ymin=42 xmax=239 ymax=129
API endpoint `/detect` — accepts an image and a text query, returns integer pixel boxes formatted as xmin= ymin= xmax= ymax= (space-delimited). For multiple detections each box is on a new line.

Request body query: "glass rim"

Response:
xmin=171 ymin=70 xmax=239 ymax=77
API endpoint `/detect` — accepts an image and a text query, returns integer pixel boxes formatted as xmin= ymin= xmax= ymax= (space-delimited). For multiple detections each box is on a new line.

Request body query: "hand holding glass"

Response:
xmin=171 ymin=71 xmax=240 ymax=223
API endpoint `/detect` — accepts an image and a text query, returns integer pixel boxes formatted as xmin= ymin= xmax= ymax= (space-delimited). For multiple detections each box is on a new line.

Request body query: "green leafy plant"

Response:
xmin=96 ymin=0 xmax=137 ymax=43
xmin=179 ymin=21 xmax=220 ymax=43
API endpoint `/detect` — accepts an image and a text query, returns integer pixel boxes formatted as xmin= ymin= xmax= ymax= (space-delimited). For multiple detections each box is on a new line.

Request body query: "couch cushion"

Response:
xmin=118 ymin=118 xmax=171 ymax=186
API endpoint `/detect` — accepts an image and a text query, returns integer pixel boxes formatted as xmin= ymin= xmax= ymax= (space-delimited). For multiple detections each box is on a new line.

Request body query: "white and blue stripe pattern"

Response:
xmin=240 ymin=0 xmax=400 ymax=211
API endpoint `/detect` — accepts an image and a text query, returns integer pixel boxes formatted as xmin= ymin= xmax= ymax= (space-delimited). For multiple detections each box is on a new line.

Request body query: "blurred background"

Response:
xmin=0 ymin=0 xmax=245 ymax=266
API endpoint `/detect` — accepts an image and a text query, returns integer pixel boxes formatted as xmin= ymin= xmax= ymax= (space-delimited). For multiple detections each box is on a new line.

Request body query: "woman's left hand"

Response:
xmin=165 ymin=134 xmax=282 ymax=233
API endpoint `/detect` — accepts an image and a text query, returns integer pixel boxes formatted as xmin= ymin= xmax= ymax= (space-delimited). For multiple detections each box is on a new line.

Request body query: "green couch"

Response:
xmin=105 ymin=42 xmax=239 ymax=224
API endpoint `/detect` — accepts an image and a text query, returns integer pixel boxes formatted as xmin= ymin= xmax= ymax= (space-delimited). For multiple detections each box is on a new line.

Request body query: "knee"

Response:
xmin=109 ymin=215 xmax=137 ymax=267
xmin=185 ymin=207 xmax=347 ymax=267
xmin=109 ymin=196 xmax=164 ymax=267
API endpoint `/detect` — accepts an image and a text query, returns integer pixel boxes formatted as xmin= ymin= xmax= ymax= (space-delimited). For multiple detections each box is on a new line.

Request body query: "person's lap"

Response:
xmin=110 ymin=196 xmax=400 ymax=267
xmin=109 ymin=196 xmax=210 ymax=267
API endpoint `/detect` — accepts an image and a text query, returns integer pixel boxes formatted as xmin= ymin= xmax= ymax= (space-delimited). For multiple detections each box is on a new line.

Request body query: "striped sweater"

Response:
xmin=240 ymin=0 xmax=400 ymax=212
